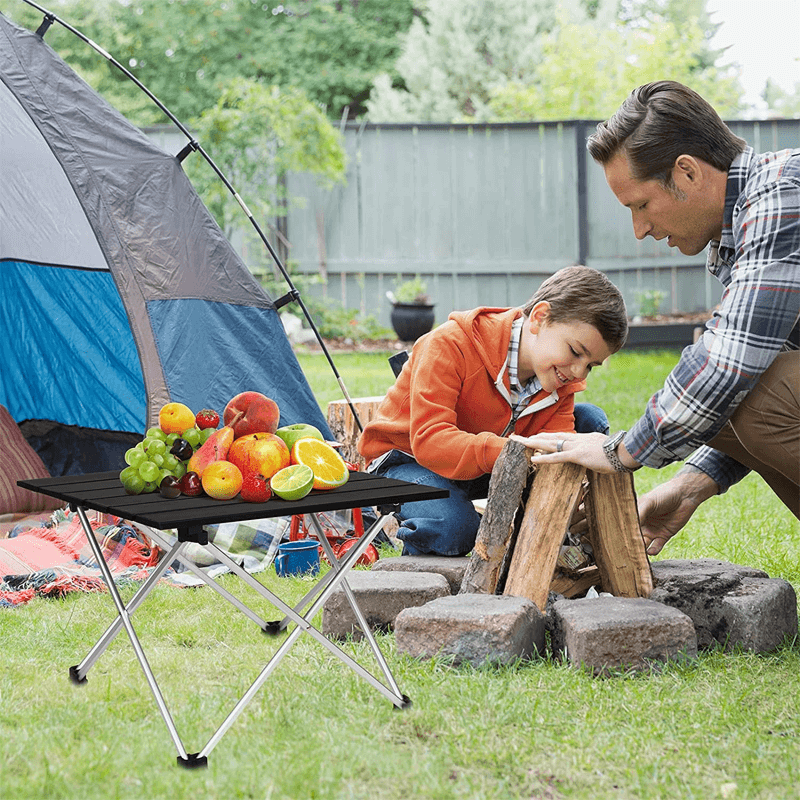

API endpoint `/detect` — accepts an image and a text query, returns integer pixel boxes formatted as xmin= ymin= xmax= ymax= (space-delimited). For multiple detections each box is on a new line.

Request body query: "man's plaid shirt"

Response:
xmin=625 ymin=146 xmax=800 ymax=491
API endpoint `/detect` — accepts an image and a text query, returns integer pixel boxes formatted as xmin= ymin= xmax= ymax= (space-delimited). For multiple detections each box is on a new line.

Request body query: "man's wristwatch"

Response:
xmin=602 ymin=430 xmax=638 ymax=473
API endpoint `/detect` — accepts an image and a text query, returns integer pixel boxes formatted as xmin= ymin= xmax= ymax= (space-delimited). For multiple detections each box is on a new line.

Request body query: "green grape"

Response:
xmin=165 ymin=432 xmax=179 ymax=447
xmin=199 ymin=427 xmax=215 ymax=444
xmin=146 ymin=427 xmax=167 ymax=441
xmin=120 ymin=466 xmax=139 ymax=484
xmin=138 ymin=461 xmax=160 ymax=483
xmin=149 ymin=453 xmax=164 ymax=468
xmin=162 ymin=454 xmax=180 ymax=472
xmin=135 ymin=441 xmax=147 ymax=451
xmin=142 ymin=480 xmax=158 ymax=494
xmin=145 ymin=439 xmax=167 ymax=456
xmin=183 ymin=427 xmax=201 ymax=448
xmin=123 ymin=474 xmax=145 ymax=495
xmin=173 ymin=461 xmax=187 ymax=479
xmin=125 ymin=448 xmax=148 ymax=468
xmin=159 ymin=468 xmax=173 ymax=485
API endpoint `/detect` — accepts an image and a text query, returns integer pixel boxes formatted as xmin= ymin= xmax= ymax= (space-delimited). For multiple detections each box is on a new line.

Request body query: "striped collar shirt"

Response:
xmin=624 ymin=146 xmax=800 ymax=492
xmin=506 ymin=315 xmax=542 ymax=426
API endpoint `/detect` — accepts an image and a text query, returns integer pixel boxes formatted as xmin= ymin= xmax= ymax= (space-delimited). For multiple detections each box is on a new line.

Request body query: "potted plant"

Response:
xmin=386 ymin=276 xmax=436 ymax=342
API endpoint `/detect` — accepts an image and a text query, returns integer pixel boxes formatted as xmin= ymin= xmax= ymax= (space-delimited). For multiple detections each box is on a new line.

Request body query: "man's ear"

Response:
xmin=527 ymin=301 xmax=550 ymax=334
xmin=673 ymin=154 xmax=702 ymax=187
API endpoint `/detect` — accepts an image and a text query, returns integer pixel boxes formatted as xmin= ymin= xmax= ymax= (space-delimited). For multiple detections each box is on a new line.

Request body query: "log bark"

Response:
xmin=459 ymin=439 xmax=532 ymax=595
xmin=584 ymin=470 xmax=653 ymax=598
xmin=503 ymin=462 xmax=586 ymax=611
xmin=326 ymin=396 xmax=385 ymax=469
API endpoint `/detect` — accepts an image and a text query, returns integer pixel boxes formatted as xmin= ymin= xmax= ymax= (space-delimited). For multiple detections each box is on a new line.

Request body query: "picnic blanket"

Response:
xmin=0 ymin=510 xmax=289 ymax=607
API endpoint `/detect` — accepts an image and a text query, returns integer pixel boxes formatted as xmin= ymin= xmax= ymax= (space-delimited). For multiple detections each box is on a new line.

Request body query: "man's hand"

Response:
xmin=638 ymin=467 xmax=719 ymax=555
xmin=511 ymin=431 xmax=632 ymax=473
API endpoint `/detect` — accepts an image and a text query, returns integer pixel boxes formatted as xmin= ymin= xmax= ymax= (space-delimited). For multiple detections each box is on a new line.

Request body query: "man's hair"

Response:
xmin=587 ymin=80 xmax=747 ymax=186
xmin=521 ymin=266 xmax=628 ymax=352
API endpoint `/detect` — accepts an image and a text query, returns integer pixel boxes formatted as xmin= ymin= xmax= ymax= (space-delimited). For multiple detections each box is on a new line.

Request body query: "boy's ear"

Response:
xmin=527 ymin=301 xmax=550 ymax=334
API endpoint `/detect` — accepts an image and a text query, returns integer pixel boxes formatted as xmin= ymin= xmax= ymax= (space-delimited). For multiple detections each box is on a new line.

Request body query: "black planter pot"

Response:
xmin=624 ymin=322 xmax=702 ymax=351
xmin=391 ymin=303 xmax=435 ymax=342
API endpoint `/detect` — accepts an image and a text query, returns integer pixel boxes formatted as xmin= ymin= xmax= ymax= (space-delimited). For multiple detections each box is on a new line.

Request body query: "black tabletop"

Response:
xmin=18 ymin=470 xmax=448 ymax=542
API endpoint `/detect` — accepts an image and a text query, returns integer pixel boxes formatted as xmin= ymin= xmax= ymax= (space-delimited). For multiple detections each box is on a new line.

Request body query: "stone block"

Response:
xmin=371 ymin=555 xmax=470 ymax=594
xmin=322 ymin=570 xmax=450 ymax=640
xmin=650 ymin=559 xmax=797 ymax=652
xmin=551 ymin=596 xmax=697 ymax=675
xmin=395 ymin=594 xmax=545 ymax=667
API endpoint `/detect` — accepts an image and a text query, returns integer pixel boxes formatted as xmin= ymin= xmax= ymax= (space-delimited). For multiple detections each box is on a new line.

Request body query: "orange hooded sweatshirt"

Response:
xmin=357 ymin=307 xmax=585 ymax=481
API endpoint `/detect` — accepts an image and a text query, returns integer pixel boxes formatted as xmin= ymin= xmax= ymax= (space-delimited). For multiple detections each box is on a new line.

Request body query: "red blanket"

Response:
xmin=0 ymin=511 xmax=160 ymax=607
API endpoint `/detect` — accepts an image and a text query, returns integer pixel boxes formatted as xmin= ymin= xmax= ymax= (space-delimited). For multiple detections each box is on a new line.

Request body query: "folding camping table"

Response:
xmin=18 ymin=470 xmax=448 ymax=768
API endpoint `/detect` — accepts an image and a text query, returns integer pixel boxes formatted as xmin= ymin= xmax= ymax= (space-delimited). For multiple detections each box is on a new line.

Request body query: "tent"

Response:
xmin=0 ymin=11 xmax=334 ymax=477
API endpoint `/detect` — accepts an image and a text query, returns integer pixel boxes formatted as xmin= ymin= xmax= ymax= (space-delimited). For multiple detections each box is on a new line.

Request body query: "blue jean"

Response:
xmin=373 ymin=403 xmax=609 ymax=557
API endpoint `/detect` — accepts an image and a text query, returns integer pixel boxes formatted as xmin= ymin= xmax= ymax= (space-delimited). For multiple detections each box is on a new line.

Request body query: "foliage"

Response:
xmin=367 ymin=0 xmax=567 ymax=122
xmin=763 ymin=79 xmax=800 ymax=118
xmin=488 ymin=15 xmax=743 ymax=121
xmin=367 ymin=0 xmax=745 ymax=123
xmin=256 ymin=265 xmax=391 ymax=343
xmin=635 ymin=289 xmax=667 ymax=318
xmin=5 ymin=0 xmax=416 ymax=125
xmin=183 ymin=77 xmax=346 ymax=236
xmin=392 ymin=275 xmax=431 ymax=305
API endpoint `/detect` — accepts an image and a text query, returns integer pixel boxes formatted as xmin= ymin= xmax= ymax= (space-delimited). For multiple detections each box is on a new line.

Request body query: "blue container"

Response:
xmin=275 ymin=539 xmax=320 ymax=577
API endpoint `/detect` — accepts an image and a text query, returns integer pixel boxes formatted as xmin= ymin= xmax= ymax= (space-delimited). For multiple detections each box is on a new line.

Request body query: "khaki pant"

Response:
xmin=706 ymin=350 xmax=800 ymax=517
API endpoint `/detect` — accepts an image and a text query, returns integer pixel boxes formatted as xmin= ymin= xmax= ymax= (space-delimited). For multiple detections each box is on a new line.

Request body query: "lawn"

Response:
xmin=0 ymin=349 xmax=797 ymax=800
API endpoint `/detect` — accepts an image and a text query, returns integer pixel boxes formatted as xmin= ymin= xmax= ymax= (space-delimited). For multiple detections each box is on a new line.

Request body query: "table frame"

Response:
xmin=19 ymin=470 xmax=447 ymax=767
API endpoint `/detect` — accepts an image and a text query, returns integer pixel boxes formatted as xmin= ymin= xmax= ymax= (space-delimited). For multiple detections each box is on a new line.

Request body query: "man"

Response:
xmin=519 ymin=80 xmax=799 ymax=554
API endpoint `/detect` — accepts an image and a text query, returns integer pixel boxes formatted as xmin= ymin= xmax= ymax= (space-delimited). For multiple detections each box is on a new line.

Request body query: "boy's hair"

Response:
xmin=587 ymin=80 xmax=746 ymax=188
xmin=522 ymin=266 xmax=628 ymax=352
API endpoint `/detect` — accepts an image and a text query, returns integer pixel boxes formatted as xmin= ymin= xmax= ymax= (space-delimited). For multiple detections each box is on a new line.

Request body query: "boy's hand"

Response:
xmin=510 ymin=432 xmax=634 ymax=473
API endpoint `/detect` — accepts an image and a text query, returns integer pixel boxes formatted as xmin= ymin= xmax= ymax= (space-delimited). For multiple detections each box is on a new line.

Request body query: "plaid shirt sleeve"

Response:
xmin=625 ymin=148 xmax=800 ymax=491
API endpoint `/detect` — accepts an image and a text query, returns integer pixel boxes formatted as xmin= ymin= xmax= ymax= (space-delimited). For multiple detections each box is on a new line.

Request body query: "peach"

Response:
xmin=227 ymin=432 xmax=289 ymax=481
xmin=159 ymin=402 xmax=196 ymax=435
xmin=223 ymin=391 xmax=280 ymax=438
xmin=201 ymin=460 xmax=243 ymax=500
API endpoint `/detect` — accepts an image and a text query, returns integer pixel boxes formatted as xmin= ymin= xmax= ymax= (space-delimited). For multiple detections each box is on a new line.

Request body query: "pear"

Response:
xmin=186 ymin=425 xmax=235 ymax=477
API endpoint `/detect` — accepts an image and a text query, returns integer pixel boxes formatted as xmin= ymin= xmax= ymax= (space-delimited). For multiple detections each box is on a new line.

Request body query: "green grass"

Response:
xmin=1 ymin=349 xmax=798 ymax=799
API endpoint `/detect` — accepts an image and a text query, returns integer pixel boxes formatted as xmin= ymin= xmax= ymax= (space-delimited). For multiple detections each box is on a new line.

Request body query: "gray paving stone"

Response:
xmin=551 ymin=596 xmax=697 ymax=675
xmin=370 ymin=555 xmax=470 ymax=594
xmin=395 ymin=594 xmax=544 ymax=667
xmin=322 ymin=570 xmax=450 ymax=640
xmin=651 ymin=559 xmax=797 ymax=652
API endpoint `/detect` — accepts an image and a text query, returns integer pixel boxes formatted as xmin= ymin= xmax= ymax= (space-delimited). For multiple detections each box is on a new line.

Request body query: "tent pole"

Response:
xmin=21 ymin=0 xmax=365 ymax=433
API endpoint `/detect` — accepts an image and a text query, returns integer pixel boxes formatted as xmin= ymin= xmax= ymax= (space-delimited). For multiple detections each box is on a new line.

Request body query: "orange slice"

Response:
xmin=290 ymin=438 xmax=349 ymax=490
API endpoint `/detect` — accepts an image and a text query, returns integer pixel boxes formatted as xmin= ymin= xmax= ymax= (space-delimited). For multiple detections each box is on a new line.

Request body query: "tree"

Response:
xmin=763 ymin=79 xmax=800 ymax=119
xmin=488 ymin=16 xmax=743 ymax=121
xmin=367 ymin=0 xmax=745 ymax=123
xmin=367 ymin=0 xmax=567 ymax=122
xmin=183 ymin=78 xmax=347 ymax=244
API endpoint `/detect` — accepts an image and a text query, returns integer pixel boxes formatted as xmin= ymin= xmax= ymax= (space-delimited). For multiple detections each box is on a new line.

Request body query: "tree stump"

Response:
xmin=326 ymin=396 xmax=385 ymax=469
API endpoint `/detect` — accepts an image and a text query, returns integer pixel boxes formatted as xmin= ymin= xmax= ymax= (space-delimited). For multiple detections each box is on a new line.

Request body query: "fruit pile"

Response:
xmin=119 ymin=392 xmax=349 ymax=503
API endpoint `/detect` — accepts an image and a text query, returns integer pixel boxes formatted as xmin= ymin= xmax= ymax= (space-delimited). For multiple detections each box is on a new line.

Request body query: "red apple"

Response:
xmin=227 ymin=432 xmax=290 ymax=481
xmin=223 ymin=391 xmax=280 ymax=438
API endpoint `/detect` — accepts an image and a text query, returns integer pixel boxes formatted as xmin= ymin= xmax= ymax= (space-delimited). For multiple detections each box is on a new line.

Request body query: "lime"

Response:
xmin=270 ymin=464 xmax=314 ymax=501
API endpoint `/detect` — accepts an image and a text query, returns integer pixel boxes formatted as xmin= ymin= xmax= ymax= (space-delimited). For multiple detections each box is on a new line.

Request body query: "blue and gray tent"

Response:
xmin=0 ymin=10 xmax=342 ymax=476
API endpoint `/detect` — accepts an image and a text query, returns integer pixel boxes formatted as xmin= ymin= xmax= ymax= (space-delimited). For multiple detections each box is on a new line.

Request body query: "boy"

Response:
xmin=357 ymin=265 xmax=628 ymax=556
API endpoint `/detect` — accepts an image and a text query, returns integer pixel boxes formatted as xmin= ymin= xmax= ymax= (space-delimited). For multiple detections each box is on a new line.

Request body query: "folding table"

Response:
xmin=18 ymin=470 xmax=447 ymax=768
